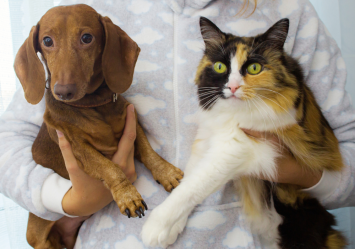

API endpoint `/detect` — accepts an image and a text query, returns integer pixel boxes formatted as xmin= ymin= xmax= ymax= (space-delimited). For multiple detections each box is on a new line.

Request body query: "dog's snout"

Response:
xmin=54 ymin=83 xmax=77 ymax=101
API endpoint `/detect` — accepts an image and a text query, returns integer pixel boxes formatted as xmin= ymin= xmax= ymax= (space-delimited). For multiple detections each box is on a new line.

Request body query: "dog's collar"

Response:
xmin=65 ymin=93 xmax=118 ymax=108
xmin=64 ymin=87 xmax=118 ymax=108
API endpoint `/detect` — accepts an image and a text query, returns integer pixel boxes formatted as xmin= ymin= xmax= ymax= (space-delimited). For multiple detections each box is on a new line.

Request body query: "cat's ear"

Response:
xmin=259 ymin=18 xmax=289 ymax=50
xmin=200 ymin=17 xmax=225 ymax=48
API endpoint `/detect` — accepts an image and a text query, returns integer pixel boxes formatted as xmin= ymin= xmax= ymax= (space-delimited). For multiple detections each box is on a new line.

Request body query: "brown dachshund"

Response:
xmin=14 ymin=4 xmax=184 ymax=249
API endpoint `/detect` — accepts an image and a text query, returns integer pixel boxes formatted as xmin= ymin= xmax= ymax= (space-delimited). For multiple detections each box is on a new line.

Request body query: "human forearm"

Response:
xmin=0 ymin=88 xmax=63 ymax=220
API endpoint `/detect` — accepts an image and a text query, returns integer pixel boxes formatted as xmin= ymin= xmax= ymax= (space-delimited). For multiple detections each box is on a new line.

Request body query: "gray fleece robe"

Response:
xmin=0 ymin=0 xmax=355 ymax=248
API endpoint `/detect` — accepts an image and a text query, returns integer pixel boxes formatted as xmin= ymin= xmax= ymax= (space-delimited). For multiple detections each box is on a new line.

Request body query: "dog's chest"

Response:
xmin=45 ymin=95 xmax=131 ymax=160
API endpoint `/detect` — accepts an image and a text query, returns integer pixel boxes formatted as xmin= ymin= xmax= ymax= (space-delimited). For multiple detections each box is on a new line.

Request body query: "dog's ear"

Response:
xmin=100 ymin=16 xmax=140 ymax=94
xmin=14 ymin=25 xmax=46 ymax=104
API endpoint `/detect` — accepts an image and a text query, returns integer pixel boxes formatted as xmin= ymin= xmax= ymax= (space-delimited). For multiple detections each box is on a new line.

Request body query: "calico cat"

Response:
xmin=142 ymin=17 xmax=346 ymax=249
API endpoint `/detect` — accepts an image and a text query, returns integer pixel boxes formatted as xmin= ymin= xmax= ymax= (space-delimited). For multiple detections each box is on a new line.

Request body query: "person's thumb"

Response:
xmin=57 ymin=130 xmax=78 ymax=173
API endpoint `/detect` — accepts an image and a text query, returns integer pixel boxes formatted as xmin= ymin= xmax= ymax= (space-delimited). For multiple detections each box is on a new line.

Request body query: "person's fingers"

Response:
xmin=57 ymin=130 xmax=79 ymax=173
xmin=241 ymin=128 xmax=280 ymax=144
xmin=241 ymin=128 xmax=266 ymax=139
xmin=126 ymin=147 xmax=137 ymax=183
xmin=113 ymin=105 xmax=136 ymax=164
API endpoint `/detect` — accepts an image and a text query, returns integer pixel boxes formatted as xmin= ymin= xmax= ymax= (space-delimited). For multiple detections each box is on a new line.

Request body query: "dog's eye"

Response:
xmin=43 ymin=37 xmax=53 ymax=47
xmin=81 ymin=34 xmax=93 ymax=44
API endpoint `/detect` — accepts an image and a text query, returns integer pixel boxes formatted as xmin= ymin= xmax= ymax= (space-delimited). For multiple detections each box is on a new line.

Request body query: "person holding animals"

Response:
xmin=0 ymin=0 xmax=354 ymax=248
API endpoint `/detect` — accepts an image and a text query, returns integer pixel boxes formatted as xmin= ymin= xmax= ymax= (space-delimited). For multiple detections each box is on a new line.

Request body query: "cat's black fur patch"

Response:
xmin=273 ymin=192 xmax=337 ymax=249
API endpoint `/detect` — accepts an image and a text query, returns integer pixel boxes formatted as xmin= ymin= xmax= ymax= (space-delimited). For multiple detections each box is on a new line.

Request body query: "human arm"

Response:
xmin=288 ymin=1 xmax=355 ymax=209
xmin=0 ymin=88 xmax=63 ymax=220
xmin=51 ymin=104 xmax=137 ymax=249
xmin=241 ymin=129 xmax=322 ymax=189
xmin=60 ymin=104 xmax=137 ymax=216
xmin=243 ymin=0 xmax=355 ymax=209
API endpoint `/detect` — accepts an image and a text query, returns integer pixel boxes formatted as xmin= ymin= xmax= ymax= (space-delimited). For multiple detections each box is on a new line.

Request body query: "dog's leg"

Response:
xmin=135 ymin=124 xmax=184 ymax=192
xmin=32 ymin=122 xmax=69 ymax=179
xmin=27 ymin=213 xmax=61 ymax=249
xmin=70 ymin=141 xmax=146 ymax=218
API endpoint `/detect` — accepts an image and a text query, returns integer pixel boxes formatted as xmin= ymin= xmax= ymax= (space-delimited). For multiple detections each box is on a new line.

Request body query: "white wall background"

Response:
xmin=0 ymin=0 xmax=354 ymax=248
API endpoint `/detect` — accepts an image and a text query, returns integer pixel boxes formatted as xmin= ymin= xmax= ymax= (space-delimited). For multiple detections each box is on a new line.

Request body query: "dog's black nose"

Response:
xmin=54 ymin=83 xmax=77 ymax=101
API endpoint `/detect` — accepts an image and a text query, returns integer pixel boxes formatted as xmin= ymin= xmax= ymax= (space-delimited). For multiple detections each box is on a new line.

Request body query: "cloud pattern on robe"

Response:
xmin=2 ymin=0 xmax=353 ymax=248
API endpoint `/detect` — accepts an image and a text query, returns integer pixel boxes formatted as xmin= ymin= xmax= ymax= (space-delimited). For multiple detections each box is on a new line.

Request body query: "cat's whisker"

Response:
xmin=199 ymin=89 xmax=219 ymax=93
xmin=201 ymin=94 xmax=221 ymax=110
xmin=254 ymin=96 xmax=285 ymax=152
xmin=209 ymin=96 xmax=221 ymax=110
xmin=201 ymin=98 xmax=216 ymax=111
xmin=251 ymin=88 xmax=291 ymax=104
xmin=253 ymin=97 xmax=278 ymax=135
xmin=198 ymin=94 xmax=218 ymax=100
xmin=255 ymin=99 xmax=285 ymax=154
xmin=251 ymin=93 xmax=287 ymax=142
xmin=199 ymin=93 xmax=219 ymax=102
xmin=198 ymin=91 xmax=219 ymax=96
xmin=198 ymin=89 xmax=220 ymax=94
xmin=198 ymin=90 xmax=220 ymax=96
xmin=200 ymin=97 xmax=215 ymax=110
xmin=206 ymin=95 xmax=221 ymax=109
xmin=254 ymin=93 xmax=296 ymax=122
xmin=250 ymin=98 xmax=268 ymax=136
xmin=246 ymin=99 xmax=253 ymax=123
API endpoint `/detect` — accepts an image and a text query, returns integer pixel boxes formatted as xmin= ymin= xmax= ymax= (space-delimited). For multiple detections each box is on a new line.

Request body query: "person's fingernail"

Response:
xmin=56 ymin=130 xmax=64 ymax=138
xmin=129 ymin=104 xmax=134 ymax=113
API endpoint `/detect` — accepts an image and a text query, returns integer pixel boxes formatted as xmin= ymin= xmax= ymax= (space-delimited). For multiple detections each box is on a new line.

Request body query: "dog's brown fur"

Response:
xmin=14 ymin=4 xmax=184 ymax=249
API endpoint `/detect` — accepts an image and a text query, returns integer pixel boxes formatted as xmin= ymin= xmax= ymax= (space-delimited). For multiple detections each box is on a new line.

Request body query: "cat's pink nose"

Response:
xmin=227 ymin=80 xmax=240 ymax=93
xmin=229 ymin=86 xmax=239 ymax=93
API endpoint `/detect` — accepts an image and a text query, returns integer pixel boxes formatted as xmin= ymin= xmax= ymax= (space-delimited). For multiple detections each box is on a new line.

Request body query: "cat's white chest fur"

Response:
xmin=141 ymin=99 xmax=291 ymax=248
xmin=206 ymin=96 xmax=297 ymax=132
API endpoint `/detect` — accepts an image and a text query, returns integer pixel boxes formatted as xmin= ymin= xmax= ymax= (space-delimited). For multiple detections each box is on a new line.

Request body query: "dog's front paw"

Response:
xmin=152 ymin=161 xmax=184 ymax=192
xmin=141 ymin=207 xmax=175 ymax=248
xmin=112 ymin=181 xmax=148 ymax=218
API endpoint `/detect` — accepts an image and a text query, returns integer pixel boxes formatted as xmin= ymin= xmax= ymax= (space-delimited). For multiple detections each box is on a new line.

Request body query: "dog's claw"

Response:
xmin=125 ymin=208 xmax=131 ymax=218
xmin=135 ymin=210 xmax=142 ymax=218
xmin=156 ymin=180 xmax=161 ymax=184
xmin=139 ymin=207 xmax=145 ymax=216
xmin=142 ymin=200 xmax=148 ymax=210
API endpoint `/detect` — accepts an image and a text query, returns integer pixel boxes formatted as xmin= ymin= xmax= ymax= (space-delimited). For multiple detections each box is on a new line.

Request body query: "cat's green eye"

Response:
xmin=213 ymin=62 xmax=227 ymax=73
xmin=247 ymin=63 xmax=262 ymax=75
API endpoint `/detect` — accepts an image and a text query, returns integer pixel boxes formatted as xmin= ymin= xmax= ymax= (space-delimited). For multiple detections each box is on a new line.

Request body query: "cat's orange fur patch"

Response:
xmin=236 ymin=43 xmax=248 ymax=69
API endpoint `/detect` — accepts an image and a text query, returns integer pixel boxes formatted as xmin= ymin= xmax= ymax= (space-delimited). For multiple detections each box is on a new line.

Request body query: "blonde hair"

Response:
xmin=237 ymin=0 xmax=258 ymax=17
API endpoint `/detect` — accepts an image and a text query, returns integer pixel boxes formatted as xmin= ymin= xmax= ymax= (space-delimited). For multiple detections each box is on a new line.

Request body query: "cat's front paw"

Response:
xmin=141 ymin=207 xmax=175 ymax=248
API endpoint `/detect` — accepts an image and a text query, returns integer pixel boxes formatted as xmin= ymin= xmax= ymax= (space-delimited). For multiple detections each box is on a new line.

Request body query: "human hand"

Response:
xmin=242 ymin=129 xmax=322 ymax=188
xmin=59 ymin=104 xmax=138 ymax=216
xmin=51 ymin=215 xmax=90 ymax=249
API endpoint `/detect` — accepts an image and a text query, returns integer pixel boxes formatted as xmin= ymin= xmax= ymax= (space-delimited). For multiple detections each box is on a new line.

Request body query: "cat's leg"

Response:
xmin=165 ymin=211 xmax=190 ymax=245
xmin=141 ymin=143 xmax=243 ymax=248
xmin=235 ymin=178 xmax=282 ymax=249
xmin=160 ymin=138 xmax=208 ymax=245
xmin=233 ymin=139 xmax=283 ymax=248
